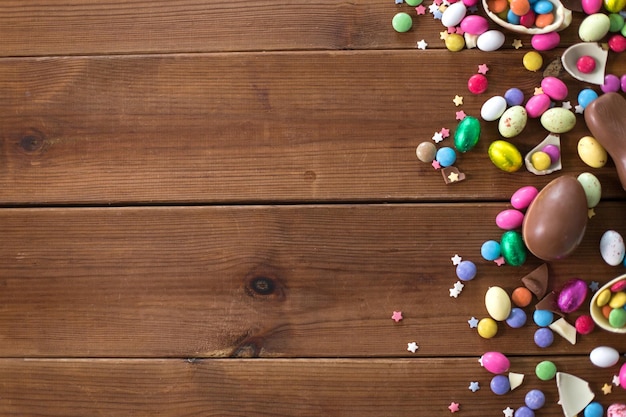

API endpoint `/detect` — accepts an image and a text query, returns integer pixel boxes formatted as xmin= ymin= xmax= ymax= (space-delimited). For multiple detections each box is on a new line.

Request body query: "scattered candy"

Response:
xmin=456 ymin=260 xmax=477 ymax=281
xmin=491 ymin=375 xmax=511 ymax=395
xmin=535 ymin=360 xmax=557 ymax=381
xmin=534 ymin=327 xmax=554 ymax=347
xmin=584 ymin=402 xmax=604 ymax=417
xmin=485 ymin=286 xmax=512 ymax=321
xmin=575 ymin=314 xmax=595 ymax=335
xmin=478 ymin=317 xmax=498 ymax=338
xmin=506 ymin=307 xmax=527 ymax=328
xmin=525 ymin=389 xmax=546 ymax=410
xmin=589 ymin=346 xmax=620 ymax=368
xmin=557 ymin=278 xmax=589 ymax=313
xmin=468 ymin=73 xmax=489 ymax=94
xmin=523 ymin=51 xmax=543 ymax=72
xmin=392 ymin=12 xmax=413 ymax=32
xmin=600 ymin=230 xmax=625 ymax=266
xmin=533 ymin=310 xmax=554 ymax=327
xmin=482 ymin=351 xmax=511 ymax=374
xmin=511 ymin=287 xmax=532 ymax=307
xmin=391 ymin=311 xmax=403 ymax=322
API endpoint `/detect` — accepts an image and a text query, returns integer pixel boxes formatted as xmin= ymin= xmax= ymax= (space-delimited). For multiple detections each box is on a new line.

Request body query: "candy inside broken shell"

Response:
xmin=590 ymin=274 xmax=626 ymax=333
xmin=525 ymin=133 xmax=562 ymax=175
xmin=561 ymin=42 xmax=608 ymax=85
xmin=482 ymin=0 xmax=572 ymax=34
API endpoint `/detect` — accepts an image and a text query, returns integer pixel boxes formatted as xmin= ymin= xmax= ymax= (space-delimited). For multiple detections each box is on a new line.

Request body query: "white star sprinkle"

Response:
xmin=503 ymin=407 xmax=514 ymax=417
xmin=417 ymin=39 xmax=428 ymax=50
xmin=468 ymin=317 xmax=479 ymax=328
xmin=613 ymin=374 xmax=621 ymax=386
xmin=562 ymin=101 xmax=572 ymax=110
xmin=407 ymin=342 xmax=419 ymax=353
xmin=469 ymin=381 xmax=480 ymax=392
xmin=449 ymin=281 xmax=464 ymax=298
xmin=432 ymin=131 xmax=444 ymax=143
xmin=451 ymin=254 xmax=462 ymax=265
xmin=575 ymin=104 xmax=585 ymax=114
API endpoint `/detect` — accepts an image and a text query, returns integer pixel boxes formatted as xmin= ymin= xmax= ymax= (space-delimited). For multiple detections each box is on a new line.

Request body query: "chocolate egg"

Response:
xmin=522 ymin=176 xmax=588 ymax=261
xmin=557 ymin=278 xmax=589 ymax=313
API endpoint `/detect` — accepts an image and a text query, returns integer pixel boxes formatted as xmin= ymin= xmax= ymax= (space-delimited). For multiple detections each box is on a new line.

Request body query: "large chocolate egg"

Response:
xmin=522 ymin=176 xmax=588 ymax=261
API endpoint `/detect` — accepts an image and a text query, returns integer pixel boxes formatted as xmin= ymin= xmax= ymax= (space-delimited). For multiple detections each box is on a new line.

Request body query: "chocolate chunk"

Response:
xmin=521 ymin=263 xmax=549 ymax=299
xmin=584 ymin=92 xmax=626 ymax=191
xmin=441 ymin=166 xmax=466 ymax=184
xmin=543 ymin=58 xmax=563 ymax=78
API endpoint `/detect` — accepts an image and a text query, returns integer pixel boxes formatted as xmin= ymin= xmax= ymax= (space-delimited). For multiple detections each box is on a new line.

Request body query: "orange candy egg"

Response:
xmin=512 ymin=286 xmax=533 ymax=307
xmin=602 ymin=304 xmax=613 ymax=319
xmin=535 ymin=12 xmax=555 ymax=28
xmin=510 ymin=0 xmax=531 ymax=15
xmin=488 ymin=0 xmax=509 ymax=13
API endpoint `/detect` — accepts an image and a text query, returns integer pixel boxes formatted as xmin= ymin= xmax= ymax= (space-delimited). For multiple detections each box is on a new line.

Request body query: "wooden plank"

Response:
xmin=1 ymin=51 xmax=624 ymax=204
xmin=0 ymin=1 xmax=592 ymax=56
xmin=0 ymin=357 xmax=624 ymax=416
xmin=0 ymin=203 xmax=624 ymax=357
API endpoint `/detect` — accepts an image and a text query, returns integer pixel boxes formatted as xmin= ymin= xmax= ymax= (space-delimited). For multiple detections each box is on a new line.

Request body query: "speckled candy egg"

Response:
xmin=577 ymin=172 xmax=602 ymax=208
xmin=498 ymin=106 xmax=528 ymax=138
xmin=600 ymin=230 xmax=626 ymax=266
xmin=578 ymin=136 xmax=608 ymax=168
xmin=579 ymin=13 xmax=611 ymax=42
xmin=607 ymin=403 xmax=626 ymax=417
xmin=590 ymin=346 xmax=620 ymax=368
xmin=540 ymin=107 xmax=576 ymax=133
xmin=482 ymin=351 xmax=511 ymax=374
xmin=557 ymin=278 xmax=588 ymax=313
xmin=485 ymin=286 xmax=512 ymax=321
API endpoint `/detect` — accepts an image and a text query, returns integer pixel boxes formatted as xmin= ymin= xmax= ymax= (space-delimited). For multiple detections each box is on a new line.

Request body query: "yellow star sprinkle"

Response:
xmin=534 ymin=87 xmax=544 ymax=95
xmin=512 ymin=39 xmax=523 ymax=49
xmin=448 ymin=171 xmax=459 ymax=182
xmin=440 ymin=30 xmax=449 ymax=40
xmin=453 ymin=95 xmax=464 ymax=106
xmin=602 ymin=383 xmax=612 ymax=395
xmin=588 ymin=208 xmax=595 ymax=218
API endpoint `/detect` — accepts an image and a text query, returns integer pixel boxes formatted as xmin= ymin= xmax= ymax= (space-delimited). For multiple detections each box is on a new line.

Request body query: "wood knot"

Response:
xmin=244 ymin=268 xmax=286 ymax=300
xmin=19 ymin=129 xmax=46 ymax=153
xmin=249 ymin=276 xmax=275 ymax=295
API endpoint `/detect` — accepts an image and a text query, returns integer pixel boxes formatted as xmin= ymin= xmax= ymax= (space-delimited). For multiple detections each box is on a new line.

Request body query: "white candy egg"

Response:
xmin=600 ymin=230 xmax=626 ymax=266
xmin=481 ymin=96 xmax=508 ymax=122
xmin=477 ymin=30 xmax=505 ymax=51
xmin=589 ymin=346 xmax=620 ymax=368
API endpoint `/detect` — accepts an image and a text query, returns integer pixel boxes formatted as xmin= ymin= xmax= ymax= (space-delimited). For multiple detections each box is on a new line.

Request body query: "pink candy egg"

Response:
xmin=525 ymin=93 xmax=552 ymax=118
xmin=621 ymin=363 xmax=626 ymax=390
xmin=460 ymin=15 xmax=489 ymax=35
xmin=496 ymin=209 xmax=525 ymax=230
xmin=541 ymin=76 xmax=569 ymax=101
xmin=557 ymin=278 xmax=589 ymax=313
xmin=511 ymin=186 xmax=539 ymax=210
xmin=611 ymin=279 xmax=626 ymax=292
xmin=542 ymin=144 xmax=560 ymax=163
xmin=608 ymin=403 xmax=626 ymax=417
xmin=581 ymin=0 xmax=602 ymax=14
xmin=482 ymin=351 xmax=510 ymax=374
xmin=531 ymin=31 xmax=560 ymax=51
xmin=608 ymin=34 xmax=626 ymax=53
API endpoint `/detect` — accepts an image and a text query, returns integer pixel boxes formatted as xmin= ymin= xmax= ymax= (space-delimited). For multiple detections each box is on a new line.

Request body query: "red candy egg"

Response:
xmin=575 ymin=314 xmax=595 ymax=334
xmin=576 ymin=55 xmax=596 ymax=74
xmin=468 ymin=74 xmax=489 ymax=94
xmin=608 ymin=34 xmax=626 ymax=53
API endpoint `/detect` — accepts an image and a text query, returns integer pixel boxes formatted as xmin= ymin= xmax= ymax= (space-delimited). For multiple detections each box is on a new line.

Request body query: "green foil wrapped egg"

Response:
xmin=454 ymin=116 xmax=481 ymax=153
xmin=500 ymin=230 xmax=527 ymax=266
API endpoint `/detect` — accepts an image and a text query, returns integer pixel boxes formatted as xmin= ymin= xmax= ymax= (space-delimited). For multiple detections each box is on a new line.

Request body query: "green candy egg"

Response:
xmin=500 ymin=230 xmax=527 ymax=266
xmin=454 ymin=116 xmax=481 ymax=152
xmin=609 ymin=308 xmax=626 ymax=328
xmin=392 ymin=12 xmax=413 ymax=32
xmin=405 ymin=0 xmax=423 ymax=5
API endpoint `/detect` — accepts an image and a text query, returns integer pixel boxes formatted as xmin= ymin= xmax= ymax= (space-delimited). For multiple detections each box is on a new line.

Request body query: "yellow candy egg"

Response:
xmin=604 ymin=0 xmax=626 ymax=13
xmin=531 ymin=151 xmax=551 ymax=171
xmin=578 ymin=135 xmax=608 ymax=168
xmin=609 ymin=291 xmax=626 ymax=309
xmin=445 ymin=33 xmax=465 ymax=51
xmin=488 ymin=140 xmax=523 ymax=172
xmin=477 ymin=317 xmax=498 ymax=339
xmin=523 ymin=51 xmax=543 ymax=72
xmin=596 ymin=288 xmax=612 ymax=307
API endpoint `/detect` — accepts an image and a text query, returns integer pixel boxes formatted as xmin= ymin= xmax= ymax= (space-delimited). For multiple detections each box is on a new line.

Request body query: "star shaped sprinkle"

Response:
xmin=396 ymin=0 xmax=404 ymax=3
xmin=451 ymin=254 xmax=462 ymax=265
xmin=469 ymin=381 xmax=480 ymax=392
xmin=448 ymin=402 xmax=460 ymax=413
xmin=589 ymin=281 xmax=600 ymax=292
xmin=417 ymin=39 xmax=428 ymax=50
xmin=407 ymin=342 xmax=419 ymax=353
xmin=562 ymin=101 xmax=572 ymax=110
xmin=477 ymin=64 xmax=489 ymax=75
xmin=602 ymin=383 xmax=612 ymax=395
xmin=613 ymin=375 xmax=621 ymax=386
xmin=453 ymin=95 xmax=464 ymax=106
xmin=478 ymin=356 xmax=484 ymax=367
xmin=455 ymin=110 xmax=467 ymax=120
xmin=432 ymin=160 xmax=441 ymax=170
xmin=448 ymin=26 xmax=456 ymax=34
xmin=503 ymin=407 xmax=514 ymax=417
xmin=391 ymin=311 xmax=403 ymax=322
xmin=450 ymin=281 xmax=464 ymax=298
xmin=494 ymin=256 xmax=506 ymax=266
xmin=440 ymin=127 xmax=450 ymax=138
xmin=512 ymin=39 xmax=523 ymax=49
xmin=432 ymin=131 xmax=444 ymax=143
xmin=575 ymin=104 xmax=585 ymax=114
xmin=534 ymin=87 xmax=544 ymax=95
xmin=468 ymin=317 xmax=479 ymax=328
xmin=440 ymin=30 xmax=449 ymax=40
xmin=447 ymin=171 xmax=460 ymax=182
xmin=429 ymin=3 xmax=440 ymax=13
xmin=432 ymin=9 xmax=443 ymax=19
xmin=588 ymin=208 xmax=596 ymax=219
xmin=416 ymin=5 xmax=427 ymax=14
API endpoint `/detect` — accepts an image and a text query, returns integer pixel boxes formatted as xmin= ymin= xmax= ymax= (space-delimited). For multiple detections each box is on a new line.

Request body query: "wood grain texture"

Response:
xmin=0 ymin=0 xmax=593 ymax=56
xmin=0 ymin=51 xmax=624 ymax=205
xmin=0 ymin=203 xmax=624 ymax=358
xmin=1 ymin=357 xmax=625 ymax=416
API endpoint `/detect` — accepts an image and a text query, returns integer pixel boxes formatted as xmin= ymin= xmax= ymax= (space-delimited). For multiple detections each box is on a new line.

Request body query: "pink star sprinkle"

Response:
xmin=434 ymin=0 xmax=443 ymax=5
xmin=455 ymin=110 xmax=467 ymax=120
xmin=440 ymin=127 xmax=450 ymax=138
xmin=391 ymin=311 xmax=403 ymax=322
xmin=455 ymin=27 xmax=465 ymax=35
xmin=448 ymin=402 xmax=460 ymax=413
xmin=432 ymin=160 xmax=441 ymax=170
xmin=478 ymin=64 xmax=489 ymax=75
xmin=415 ymin=5 xmax=427 ymax=14
xmin=494 ymin=256 xmax=506 ymax=266
xmin=448 ymin=26 xmax=456 ymax=34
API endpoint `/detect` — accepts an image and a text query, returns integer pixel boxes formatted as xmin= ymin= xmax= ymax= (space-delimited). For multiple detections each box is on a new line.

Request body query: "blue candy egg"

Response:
xmin=504 ymin=88 xmax=524 ymax=106
xmin=490 ymin=375 xmax=510 ymax=395
xmin=533 ymin=0 xmax=554 ymax=13
xmin=481 ymin=240 xmax=501 ymax=261
xmin=436 ymin=146 xmax=457 ymax=167
xmin=456 ymin=260 xmax=477 ymax=281
xmin=525 ymin=389 xmax=546 ymax=410
xmin=584 ymin=402 xmax=603 ymax=417
xmin=578 ymin=88 xmax=599 ymax=109
xmin=507 ymin=9 xmax=521 ymax=24
xmin=506 ymin=307 xmax=527 ymax=328
xmin=534 ymin=327 xmax=554 ymax=348
xmin=533 ymin=309 xmax=553 ymax=327
xmin=515 ymin=406 xmax=535 ymax=417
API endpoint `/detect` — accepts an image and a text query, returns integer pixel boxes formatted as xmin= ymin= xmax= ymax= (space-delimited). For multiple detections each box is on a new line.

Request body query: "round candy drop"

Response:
xmin=478 ymin=317 xmax=498 ymax=338
xmin=542 ymin=144 xmax=560 ymax=164
xmin=577 ymin=56 xmax=596 ymax=74
xmin=525 ymin=390 xmax=546 ymax=410
xmin=490 ymin=375 xmax=510 ymax=395
xmin=583 ymin=402 xmax=603 ymax=417
xmin=512 ymin=287 xmax=532 ymax=307
xmin=582 ymin=0 xmax=602 ymax=14
xmin=530 ymin=151 xmax=551 ymax=171
xmin=504 ymin=88 xmax=524 ymax=106
xmin=445 ymin=33 xmax=466 ymax=51
xmin=575 ymin=315 xmax=595 ymax=335
xmin=515 ymin=406 xmax=535 ymax=417
xmin=608 ymin=34 xmax=626 ymax=53
xmin=436 ymin=147 xmax=457 ymax=167
xmin=392 ymin=13 xmax=413 ymax=32
xmin=468 ymin=74 xmax=489 ymax=94
xmin=456 ymin=260 xmax=477 ymax=281
xmin=535 ymin=360 xmax=557 ymax=380
xmin=506 ymin=307 xmax=527 ymax=328
xmin=416 ymin=141 xmax=437 ymax=163
xmin=481 ymin=240 xmax=501 ymax=261
xmin=533 ymin=309 xmax=553 ymax=327
xmin=602 ymin=74 xmax=621 ymax=93
xmin=578 ymin=88 xmax=598 ymax=109
xmin=534 ymin=327 xmax=554 ymax=348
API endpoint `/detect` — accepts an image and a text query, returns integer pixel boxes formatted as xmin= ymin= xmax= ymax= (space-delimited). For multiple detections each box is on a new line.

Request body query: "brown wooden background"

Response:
xmin=0 ymin=1 xmax=625 ymax=415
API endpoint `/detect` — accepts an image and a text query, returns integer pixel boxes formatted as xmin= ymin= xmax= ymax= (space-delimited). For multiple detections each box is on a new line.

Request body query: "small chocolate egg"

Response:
xmin=500 ymin=230 xmax=527 ymax=266
xmin=522 ymin=176 xmax=588 ymax=261
xmin=557 ymin=278 xmax=588 ymax=313
xmin=454 ymin=116 xmax=481 ymax=152
xmin=485 ymin=286 xmax=512 ymax=321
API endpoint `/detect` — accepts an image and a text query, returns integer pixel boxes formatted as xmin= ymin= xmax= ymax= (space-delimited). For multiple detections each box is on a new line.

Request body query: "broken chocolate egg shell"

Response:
xmin=483 ymin=0 xmax=572 ymax=34
xmin=561 ymin=42 xmax=608 ymax=85
xmin=590 ymin=274 xmax=626 ymax=333
xmin=522 ymin=176 xmax=588 ymax=261
xmin=525 ymin=133 xmax=562 ymax=175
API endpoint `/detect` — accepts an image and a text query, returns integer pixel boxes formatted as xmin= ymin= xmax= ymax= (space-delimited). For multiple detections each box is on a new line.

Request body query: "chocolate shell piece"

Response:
xmin=521 ymin=263 xmax=549 ymax=299
xmin=584 ymin=92 xmax=626 ymax=191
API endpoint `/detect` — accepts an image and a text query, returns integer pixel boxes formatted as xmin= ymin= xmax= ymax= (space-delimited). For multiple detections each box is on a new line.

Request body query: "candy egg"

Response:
xmin=589 ymin=346 xmax=620 ymax=368
xmin=485 ymin=286 xmax=512 ymax=321
xmin=442 ymin=1 xmax=468 ymax=27
xmin=511 ymin=185 xmax=539 ymax=210
xmin=416 ymin=141 xmax=437 ymax=162
xmin=541 ymin=77 xmax=568 ymax=101
xmin=454 ymin=116 xmax=481 ymax=152
xmin=489 ymin=140 xmax=523 ymax=172
xmin=604 ymin=0 xmax=626 ymax=12
xmin=522 ymin=176 xmax=588 ymax=261
xmin=600 ymin=230 xmax=625 ymax=266
xmin=580 ymin=13 xmax=611 ymax=42
xmin=557 ymin=278 xmax=588 ymax=313
xmin=477 ymin=30 xmax=506 ymax=51
xmin=481 ymin=95 xmax=508 ymax=121
xmin=496 ymin=209 xmax=525 ymax=230
xmin=577 ymin=172 xmax=602 ymax=208
xmin=531 ymin=31 xmax=560 ymax=51
xmin=482 ymin=351 xmax=511 ymax=374
xmin=460 ymin=14 xmax=489 ymax=34
xmin=540 ymin=107 xmax=576 ymax=133
xmin=578 ymin=136 xmax=608 ymax=168
xmin=582 ymin=0 xmax=603 ymax=14
xmin=498 ymin=105 xmax=528 ymax=138
xmin=500 ymin=230 xmax=527 ymax=266
xmin=525 ymin=93 xmax=552 ymax=118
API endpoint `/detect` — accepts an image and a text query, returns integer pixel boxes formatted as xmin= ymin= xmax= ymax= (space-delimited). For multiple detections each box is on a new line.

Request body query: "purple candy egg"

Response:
xmin=541 ymin=144 xmax=560 ymax=164
xmin=557 ymin=278 xmax=589 ymax=313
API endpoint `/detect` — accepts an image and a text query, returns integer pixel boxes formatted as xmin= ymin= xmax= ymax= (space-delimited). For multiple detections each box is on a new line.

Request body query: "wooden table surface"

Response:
xmin=1 ymin=1 xmax=626 ymax=416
